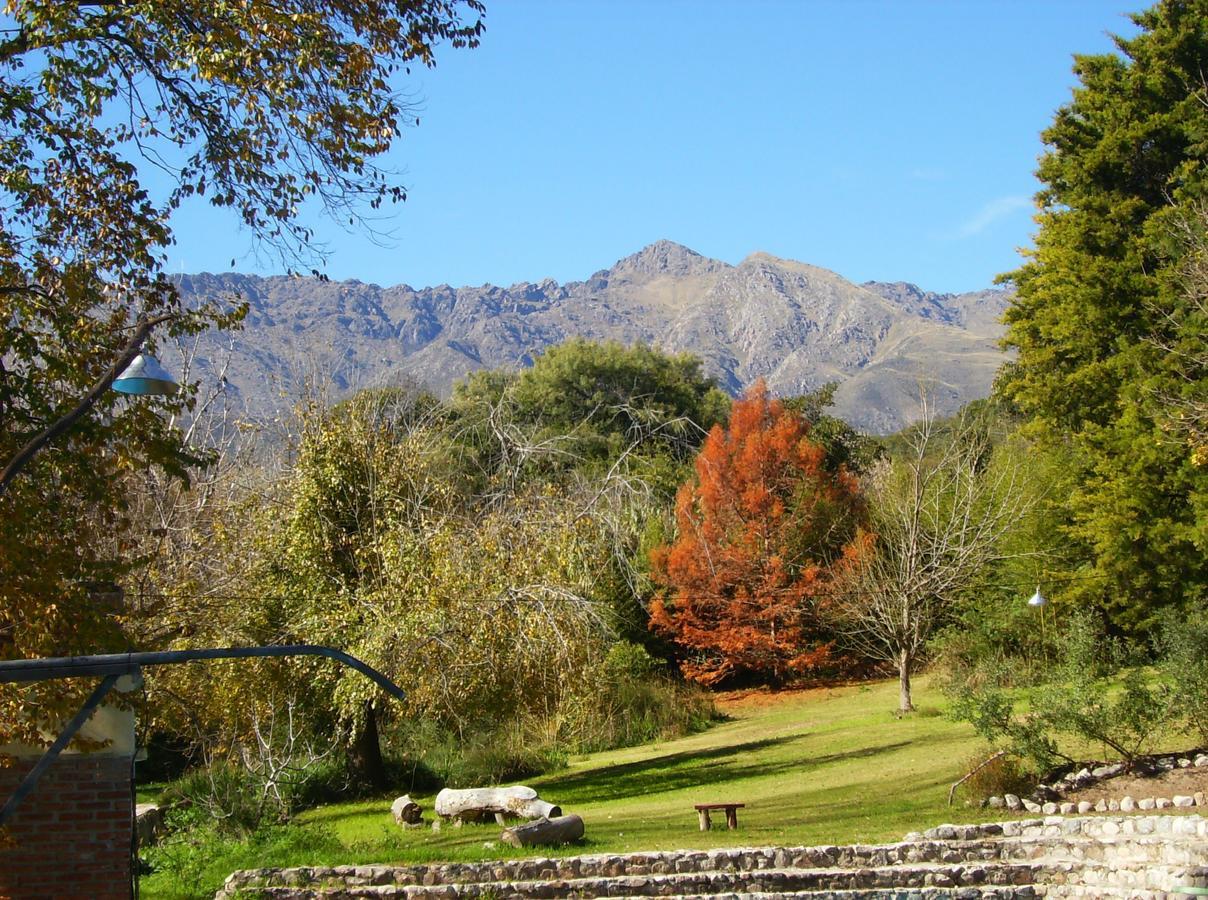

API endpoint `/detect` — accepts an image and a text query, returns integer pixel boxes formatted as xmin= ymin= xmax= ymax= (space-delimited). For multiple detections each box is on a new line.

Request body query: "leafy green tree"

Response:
xmin=997 ymin=0 xmax=1208 ymax=631
xmin=452 ymin=339 xmax=730 ymax=490
xmin=0 ymin=0 xmax=483 ymax=746
xmin=250 ymin=389 xmax=464 ymax=787
xmin=451 ymin=340 xmax=731 ymax=649
xmin=783 ymin=382 xmax=882 ymax=474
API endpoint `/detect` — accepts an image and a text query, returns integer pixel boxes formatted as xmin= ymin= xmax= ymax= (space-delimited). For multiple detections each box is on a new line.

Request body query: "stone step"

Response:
xmin=218 ymin=862 xmax=1046 ymax=898
xmin=917 ymin=815 xmax=1208 ymax=845
xmin=1037 ymin=858 xmax=1208 ymax=893
xmin=219 ymin=835 xmax=1208 ymax=897
xmin=664 ymin=891 xmax=1037 ymax=900
xmin=907 ymin=835 xmax=1208 ymax=867
xmin=235 ymin=886 xmax=1041 ymax=900
xmin=1040 ymin=889 xmax=1187 ymax=899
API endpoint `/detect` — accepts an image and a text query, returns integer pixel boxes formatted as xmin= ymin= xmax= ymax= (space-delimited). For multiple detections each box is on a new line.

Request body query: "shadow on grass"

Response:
xmin=540 ymin=735 xmax=913 ymax=805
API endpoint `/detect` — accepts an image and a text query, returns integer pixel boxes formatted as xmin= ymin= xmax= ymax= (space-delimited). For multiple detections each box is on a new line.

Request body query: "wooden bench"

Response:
xmin=694 ymin=802 xmax=744 ymax=831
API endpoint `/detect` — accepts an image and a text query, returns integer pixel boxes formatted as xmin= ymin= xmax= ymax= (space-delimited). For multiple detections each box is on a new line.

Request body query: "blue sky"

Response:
xmin=166 ymin=0 xmax=1140 ymax=294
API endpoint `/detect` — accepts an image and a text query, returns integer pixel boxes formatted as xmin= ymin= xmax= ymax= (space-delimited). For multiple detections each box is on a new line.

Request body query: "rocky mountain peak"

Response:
xmin=608 ymin=240 xmax=728 ymax=279
xmin=174 ymin=243 xmax=1010 ymax=435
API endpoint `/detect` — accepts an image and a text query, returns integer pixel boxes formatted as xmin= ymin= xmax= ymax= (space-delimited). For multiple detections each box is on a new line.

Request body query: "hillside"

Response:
xmin=176 ymin=241 xmax=1011 ymax=434
xmin=142 ymin=678 xmax=999 ymax=897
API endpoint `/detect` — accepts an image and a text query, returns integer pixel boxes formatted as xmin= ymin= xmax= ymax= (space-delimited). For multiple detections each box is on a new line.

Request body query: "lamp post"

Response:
xmin=111 ymin=353 xmax=178 ymax=397
xmin=1028 ymin=585 xmax=1048 ymax=657
xmin=0 ymin=315 xmax=176 ymax=497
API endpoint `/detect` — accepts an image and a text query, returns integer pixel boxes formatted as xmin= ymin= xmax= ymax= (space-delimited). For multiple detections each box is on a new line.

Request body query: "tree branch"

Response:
xmin=0 ymin=313 xmax=175 ymax=498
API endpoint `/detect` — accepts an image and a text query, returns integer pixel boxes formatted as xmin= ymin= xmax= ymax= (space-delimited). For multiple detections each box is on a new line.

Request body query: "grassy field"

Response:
xmin=138 ymin=676 xmax=1026 ymax=898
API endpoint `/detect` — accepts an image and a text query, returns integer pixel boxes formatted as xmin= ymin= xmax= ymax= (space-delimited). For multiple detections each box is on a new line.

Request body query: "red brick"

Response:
xmin=0 ymin=754 xmax=134 ymax=899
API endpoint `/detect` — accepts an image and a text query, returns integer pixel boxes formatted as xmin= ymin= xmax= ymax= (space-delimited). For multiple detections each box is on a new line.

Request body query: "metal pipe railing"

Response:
xmin=0 ymin=645 xmax=406 ymax=828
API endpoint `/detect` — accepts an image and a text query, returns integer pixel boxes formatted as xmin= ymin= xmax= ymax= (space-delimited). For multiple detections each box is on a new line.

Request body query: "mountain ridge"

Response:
xmin=175 ymin=242 xmax=1012 ymax=434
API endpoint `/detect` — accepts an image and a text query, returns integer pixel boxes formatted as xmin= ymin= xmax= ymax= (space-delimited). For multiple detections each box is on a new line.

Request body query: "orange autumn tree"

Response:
xmin=649 ymin=380 xmax=867 ymax=686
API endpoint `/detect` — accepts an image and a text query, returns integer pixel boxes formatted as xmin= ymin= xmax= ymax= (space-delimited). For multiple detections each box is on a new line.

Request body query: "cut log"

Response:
xmin=434 ymin=786 xmax=561 ymax=822
xmin=500 ymin=814 xmax=585 ymax=847
xmin=391 ymin=794 xmax=423 ymax=826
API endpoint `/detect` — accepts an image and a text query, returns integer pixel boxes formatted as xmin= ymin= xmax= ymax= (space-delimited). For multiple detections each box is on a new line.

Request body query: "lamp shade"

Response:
xmin=112 ymin=353 xmax=178 ymax=396
xmin=1027 ymin=587 xmax=1047 ymax=608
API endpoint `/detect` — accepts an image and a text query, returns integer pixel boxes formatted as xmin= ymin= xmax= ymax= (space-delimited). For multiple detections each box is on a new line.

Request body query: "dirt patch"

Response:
xmin=713 ymin=683 xmax=858 ymax=712
xmin=1062 ymin=763 xmax=1208 ymax=804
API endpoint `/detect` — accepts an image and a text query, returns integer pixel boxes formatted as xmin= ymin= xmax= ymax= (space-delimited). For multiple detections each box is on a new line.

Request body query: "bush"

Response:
xmin=947 ymin=611 xmax=1173 ymax=772
xmin=954 ymin=751 xmax=1035 ymax=801
xmin=157 ymin=749 xmax=431 ymax=836
xmin=558 ymin=641 xmax=718 ymax=752
xmin=452 ymin=732 xmax=568 ymax=786
xmin=382 ymin=716 xmax=566 ymax=788
xmin=1156 ymin=609 xmax=1208 ymax=745
xmin=142 ymin=822 xmax=341 ymax=898
xmin=373 ymin=643 xmax=716 ymax=788
xmin=160 ymin=763 xmax=269 ymax=834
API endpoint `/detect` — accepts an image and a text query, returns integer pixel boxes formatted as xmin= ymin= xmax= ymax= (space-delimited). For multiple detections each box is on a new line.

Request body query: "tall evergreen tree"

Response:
xmin=998 ymin=0 xmax=1208 ymax=631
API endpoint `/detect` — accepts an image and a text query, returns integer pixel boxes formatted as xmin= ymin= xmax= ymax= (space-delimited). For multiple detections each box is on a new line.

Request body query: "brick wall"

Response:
xmin=0 ymin=753 xmax=133 ymax=900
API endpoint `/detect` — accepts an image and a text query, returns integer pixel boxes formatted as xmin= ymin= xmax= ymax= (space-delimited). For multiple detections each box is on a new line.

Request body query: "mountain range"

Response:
xmin=175 ymin=240 xmax=1012 ymax=434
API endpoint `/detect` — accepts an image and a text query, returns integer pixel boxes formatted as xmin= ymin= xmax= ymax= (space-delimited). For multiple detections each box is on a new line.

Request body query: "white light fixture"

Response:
xmin=1027 ymin=586 xmax=1047 ymax=608
xmin=112 ymin=353 xmax=178 ymax=396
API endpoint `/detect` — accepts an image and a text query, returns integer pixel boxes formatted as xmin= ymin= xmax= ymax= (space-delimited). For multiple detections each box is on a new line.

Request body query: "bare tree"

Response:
xmin=838 ymin=398 xmax=1037 ymax=712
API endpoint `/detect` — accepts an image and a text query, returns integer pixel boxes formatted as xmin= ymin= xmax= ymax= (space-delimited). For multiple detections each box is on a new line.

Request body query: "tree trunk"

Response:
xmin=898 ymin=650 xmax=914 ymax=713
xmin=347 ymin=701 xmax=388 ymax=791
xmin=391 ymin=794 xmax=423 ymax=826
xmin=500 ymin=814 xmax=584 ymax=847
xmin=435 ymin=785 xmax=561 ymax=822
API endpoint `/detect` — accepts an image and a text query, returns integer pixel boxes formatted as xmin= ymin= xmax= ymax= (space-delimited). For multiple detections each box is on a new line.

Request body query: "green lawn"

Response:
xmin=139 ymin=677 xmax=1025 ymax=898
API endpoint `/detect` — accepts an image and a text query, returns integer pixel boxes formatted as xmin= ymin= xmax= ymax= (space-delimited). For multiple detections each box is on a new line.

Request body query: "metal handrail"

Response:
xmin=0 ymin=645 xmax=406 ymax=700
xmin=0 ymin=645 xmax=406 ymax=826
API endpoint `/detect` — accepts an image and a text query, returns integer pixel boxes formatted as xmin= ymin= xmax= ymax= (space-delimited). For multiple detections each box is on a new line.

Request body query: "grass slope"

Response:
xmin=141 ymin=677 xmax=1008 ymax=898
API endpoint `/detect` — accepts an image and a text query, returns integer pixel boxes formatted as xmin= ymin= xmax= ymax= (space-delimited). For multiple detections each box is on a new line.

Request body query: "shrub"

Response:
xmin=1156 ymin=609 xmax=1208 ymax=745
xmin=452 ymin=732 xmax=568 ymax=786
xmin=160 ymin=763 xmax=269 ymax=834
xmin=954 ymin=751 xmax=1035 ymax=801
xmin=142 ymin=822 xmax=341 ymax=898
xmin=558 ymin=642 xmax=718 ymax=752
xmin=947 ymin=611 xmax=1173 ymax=772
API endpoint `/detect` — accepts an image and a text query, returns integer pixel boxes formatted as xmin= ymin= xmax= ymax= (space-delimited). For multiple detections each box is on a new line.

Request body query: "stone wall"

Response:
xmin=218 ymin=815 xmax=1208 ymax=899
xmin=0 ymin=753 xmax=134 ymax=900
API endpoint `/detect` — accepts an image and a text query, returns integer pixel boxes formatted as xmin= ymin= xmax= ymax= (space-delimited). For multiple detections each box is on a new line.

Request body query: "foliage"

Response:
xmin=954 ymin=751 xmax=1035 ymax=802
xmin=141 ymin=380 xmax=707 ymax=797
xmin=838 ymin=401 xmax=1038 ymax=712
xmin=997 ymin=0 xmax=1208 ymax=632
xmin=1155 ymin=608 xmax=1208 ymax=745
xmin=948 ymin=612 xmax=1173 ymax=772
xmin=451 ymin=338 xmax=729 ymax=491
xmin=1154 ymin=203 xmax=1208 ymax=464
xmin=650 ymin=380 xmax=867 ymax=686
xmin=449 ymin=340 xmax=731 ymax=653
xmin=929 ymin=427 xmax=1072 ymax=685
xmin=554 ymin=641 xmax=717 ymax=753
xmin=783 ymin=382 xmax=883 ymax=474
xmin=0 ymin=0 xmax=482 ymax=745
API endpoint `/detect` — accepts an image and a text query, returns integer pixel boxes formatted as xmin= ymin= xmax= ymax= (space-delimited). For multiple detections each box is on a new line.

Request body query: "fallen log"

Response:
xmin=391 ymin=794 xmax=423 ymax=826
xmin=500 ymin=814 xmax=584 ymax=847
xmin=435 ymin=785 xmax=561 ymax=822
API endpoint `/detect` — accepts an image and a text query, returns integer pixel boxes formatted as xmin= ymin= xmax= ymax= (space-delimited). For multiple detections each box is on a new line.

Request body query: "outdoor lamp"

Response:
xmin=111 ymin=353 xmax=178 ymax=396
xmin=1027 ymin=587 xmax=1047 ymax=608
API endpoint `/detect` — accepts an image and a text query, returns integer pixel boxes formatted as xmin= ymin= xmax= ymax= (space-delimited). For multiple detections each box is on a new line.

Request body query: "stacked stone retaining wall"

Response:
xmin=217 ymin=815 xmax=1208 ymax=899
